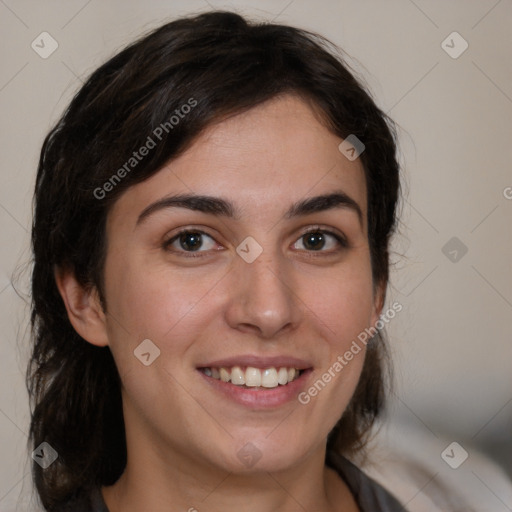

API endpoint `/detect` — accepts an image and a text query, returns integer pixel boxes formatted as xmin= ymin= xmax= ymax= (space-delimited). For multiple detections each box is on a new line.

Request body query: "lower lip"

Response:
xmin=198 ymin=369 xmax=313 ymax=408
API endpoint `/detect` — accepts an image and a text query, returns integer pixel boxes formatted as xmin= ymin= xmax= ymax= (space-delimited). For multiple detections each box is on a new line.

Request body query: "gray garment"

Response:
xmin=56 ymin=451 xmax=406 ymax=511
xmin=326 ymin=451 xmax=406 ymax=510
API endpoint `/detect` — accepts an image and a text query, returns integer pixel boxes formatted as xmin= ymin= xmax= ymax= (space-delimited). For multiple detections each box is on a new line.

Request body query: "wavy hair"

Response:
xmin=27 ymin=10 xmax=400 ymax=510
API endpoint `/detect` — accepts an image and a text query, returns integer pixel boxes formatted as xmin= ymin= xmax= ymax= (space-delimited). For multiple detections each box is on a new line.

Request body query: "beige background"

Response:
xmin=0 ymin=0 xmax=511 ymax=510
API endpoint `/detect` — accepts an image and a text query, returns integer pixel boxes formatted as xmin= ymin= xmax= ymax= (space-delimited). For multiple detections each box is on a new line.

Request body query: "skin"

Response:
xmin=56 ymin=93 xmax=385 ymax=512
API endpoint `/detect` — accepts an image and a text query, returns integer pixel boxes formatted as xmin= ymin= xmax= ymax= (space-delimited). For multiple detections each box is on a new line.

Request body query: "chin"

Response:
xmin=209 ymin=433 xmax=315 ymax=474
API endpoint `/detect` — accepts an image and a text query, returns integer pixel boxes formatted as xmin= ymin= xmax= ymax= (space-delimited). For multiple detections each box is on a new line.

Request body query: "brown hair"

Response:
xmin=27 ymin=10 xmax=400 ymax=510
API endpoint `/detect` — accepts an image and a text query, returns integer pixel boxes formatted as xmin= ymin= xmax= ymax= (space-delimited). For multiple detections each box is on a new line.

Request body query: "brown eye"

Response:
xmin=163 ymin=230 xmax=217 ymax=255
xmin=177 ymin=232 xmax=203 ymax=251
xmin=302 ymin=232 xmax=326 ymax=251
xmin=293 ymin=229 xmax=347 ymax=253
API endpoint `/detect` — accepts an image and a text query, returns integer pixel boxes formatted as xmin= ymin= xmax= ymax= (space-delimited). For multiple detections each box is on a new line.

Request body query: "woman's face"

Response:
xmin=98 ymin=94 xmax=383 ymax=473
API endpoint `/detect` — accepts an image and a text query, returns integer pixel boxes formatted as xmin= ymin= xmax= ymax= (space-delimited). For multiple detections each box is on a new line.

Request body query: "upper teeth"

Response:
xmin=202 ymin=366 xmax=301 ymax=388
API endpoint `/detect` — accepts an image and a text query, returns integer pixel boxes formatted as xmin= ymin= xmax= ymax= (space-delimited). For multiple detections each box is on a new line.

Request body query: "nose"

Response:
xmin=224 ymin=248 xmax=300 ymax=339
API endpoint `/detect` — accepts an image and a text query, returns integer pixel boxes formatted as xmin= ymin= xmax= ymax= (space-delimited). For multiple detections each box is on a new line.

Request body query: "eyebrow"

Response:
xmin=136 ymin=190 xmax=363 ymax=227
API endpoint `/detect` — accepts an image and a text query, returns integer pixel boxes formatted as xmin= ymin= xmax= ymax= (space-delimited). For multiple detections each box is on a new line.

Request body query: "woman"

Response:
xmin=27 ymin=10 xmax=403 ymax=511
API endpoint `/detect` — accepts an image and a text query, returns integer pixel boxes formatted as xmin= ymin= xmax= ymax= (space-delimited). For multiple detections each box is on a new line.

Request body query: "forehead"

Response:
xmin=108 ymin=94 xmax=368 ymax=228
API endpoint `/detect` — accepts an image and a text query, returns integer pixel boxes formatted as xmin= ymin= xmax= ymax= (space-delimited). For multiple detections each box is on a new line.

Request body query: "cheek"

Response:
xmin=103 ymin=252 xmax=223 ymax=354
xmin=301 ymin=260 xmax=376 ymax=344
xmin=299 ymin=268 xmax=373 ymax=437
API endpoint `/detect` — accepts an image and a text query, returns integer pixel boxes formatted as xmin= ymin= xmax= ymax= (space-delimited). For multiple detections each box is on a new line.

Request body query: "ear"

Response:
xmin=54 ymin=265 xmax=109 ymax=347
xmin=370 ymin=279 xmax=386 ymax=328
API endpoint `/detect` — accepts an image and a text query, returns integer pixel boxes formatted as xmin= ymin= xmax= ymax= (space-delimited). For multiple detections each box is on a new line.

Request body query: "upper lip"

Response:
xmin=197 ymin=355 xmax=313 ymax=370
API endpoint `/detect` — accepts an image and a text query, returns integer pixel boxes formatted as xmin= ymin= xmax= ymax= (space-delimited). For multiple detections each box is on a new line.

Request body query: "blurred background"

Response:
xmin=0 ymin=1 xmax=510 ymax=510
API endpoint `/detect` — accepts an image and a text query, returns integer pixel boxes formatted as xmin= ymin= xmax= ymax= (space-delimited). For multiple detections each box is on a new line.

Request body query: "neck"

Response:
xmin=102 ymin=427 xmax=356 ymax=512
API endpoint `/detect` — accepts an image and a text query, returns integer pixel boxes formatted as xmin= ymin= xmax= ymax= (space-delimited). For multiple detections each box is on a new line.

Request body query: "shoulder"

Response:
xmin=326 ymin=450 xmax=408 ymax=512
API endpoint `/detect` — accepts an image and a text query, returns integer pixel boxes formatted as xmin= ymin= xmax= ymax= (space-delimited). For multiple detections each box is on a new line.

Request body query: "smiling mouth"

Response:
xmin=198 ymin=366 xmax=306 ymax=389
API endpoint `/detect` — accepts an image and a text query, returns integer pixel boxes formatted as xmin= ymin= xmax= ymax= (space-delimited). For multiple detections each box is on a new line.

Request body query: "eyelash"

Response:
xmin=162 ymin=226 xmax=349 ymax=259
